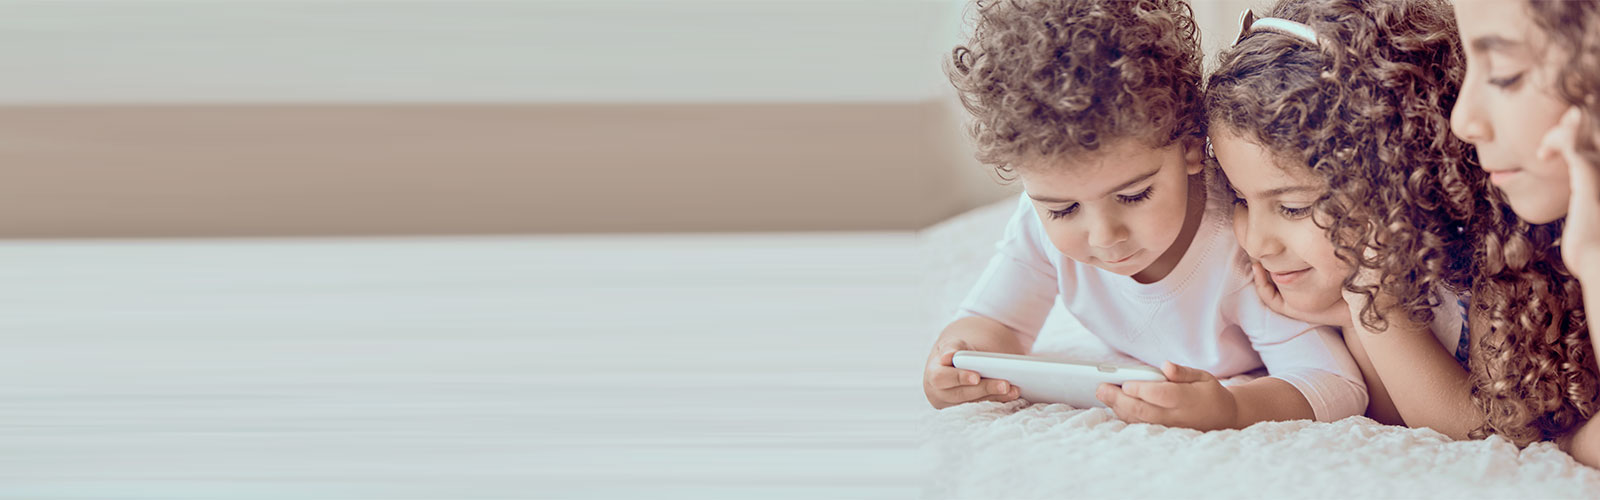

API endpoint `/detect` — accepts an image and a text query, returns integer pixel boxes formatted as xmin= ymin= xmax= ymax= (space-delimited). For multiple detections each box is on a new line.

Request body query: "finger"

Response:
xmin=1250 ymin=261 xmax=1285 ymax=308
xmin=1553 ymin=110 xmax=1600 ymax=203
xmin=974 ymin=385 xmax=1022 ymax=403
xmin=1121 ymin=381 xmax=1183 ymax=408
xmin=942 ymin=378 xmax=1011 ymax=404
xmin=930 ymin=366 xmax=982 ymax=390
xmin=1161 ymin=362 xmax=1216 ymax=383
xmin=1540 ymin=107 xmax=1582 ymax=162
xmin=936 ymin=340 xmax=974 ymax=366
xmin=1570 ymin=146 xmax=1600 ymax=202
xmin=1097 ymin=383 xmax=1167 ymax=423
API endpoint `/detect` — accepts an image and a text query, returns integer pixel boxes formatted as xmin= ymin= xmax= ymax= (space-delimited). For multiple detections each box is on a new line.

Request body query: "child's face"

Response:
xmin=1453 ymin=0 xmax=1572 ymax=224
xmin=1211 ymin=128 xmax=1350 ymax=314
xmin=1018 ymin=137 xmax=1204 ymax=283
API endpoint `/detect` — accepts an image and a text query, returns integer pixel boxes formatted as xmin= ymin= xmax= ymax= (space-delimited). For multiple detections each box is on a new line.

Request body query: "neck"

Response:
xmin=1132 ymin=174 xmax=1207 ymax=284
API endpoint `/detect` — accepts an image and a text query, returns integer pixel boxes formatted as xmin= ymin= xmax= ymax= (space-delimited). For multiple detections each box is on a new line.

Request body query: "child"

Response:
xmin=1209 ymin=0 xmax=1596 ymax=446
xmin=1452 ymin=0 xmax=1600 ymax=464
xmin=922 ymin=0 xmax=1367 ymax=431
xmin=1209 ymin=0 xmax=1486 ymax=437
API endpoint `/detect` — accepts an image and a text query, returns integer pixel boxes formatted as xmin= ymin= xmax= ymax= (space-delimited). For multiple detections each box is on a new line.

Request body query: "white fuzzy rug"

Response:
xmin=918 ymin=198 xmax=1600 ymax=499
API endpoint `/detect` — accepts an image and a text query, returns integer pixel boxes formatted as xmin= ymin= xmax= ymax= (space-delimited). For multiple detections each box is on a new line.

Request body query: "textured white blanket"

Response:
xmin=919 ymin=198 xmax=1600 ymax=499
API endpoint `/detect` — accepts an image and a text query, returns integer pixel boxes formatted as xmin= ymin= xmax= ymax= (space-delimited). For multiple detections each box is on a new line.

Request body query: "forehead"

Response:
xmin=1455 ymin=0 xmax=1535 ymax=53
xmin=1210 ymin=129 xmax=1317 ymax=194
xmin=1018 ymin=140 xmax=1177 ymax=198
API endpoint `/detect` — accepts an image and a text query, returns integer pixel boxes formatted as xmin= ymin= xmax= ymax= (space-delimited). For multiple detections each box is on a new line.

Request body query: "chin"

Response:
xmin=1283 ymin=292 xmax=1343 ymax=319
xmin=1503 ymin=189 xmax=1570 ymax=225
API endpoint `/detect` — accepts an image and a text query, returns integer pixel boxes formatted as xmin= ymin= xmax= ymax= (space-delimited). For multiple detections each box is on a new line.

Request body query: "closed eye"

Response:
xmin=1047 ymin=204 xmax=1079 ymax=220
xmin=1116 ymin=186 xmax=1154 ymax=205
xmin=1278 ymin=204 xmax=1312 ymax=219
xmin=1488 ymin=72 xmax=1524 ymax=89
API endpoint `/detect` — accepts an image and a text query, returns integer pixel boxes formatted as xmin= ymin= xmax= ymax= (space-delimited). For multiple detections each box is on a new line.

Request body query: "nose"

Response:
xmin=1451 ymin=82 xmax=1493 ymax=145
xmin=1087 ymin=213 xmax=1130 ymax=249
xmin=1233 ymin=207 xmax=1283 ymax=260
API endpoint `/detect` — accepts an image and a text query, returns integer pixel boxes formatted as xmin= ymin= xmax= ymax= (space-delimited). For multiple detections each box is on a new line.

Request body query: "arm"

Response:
xmin=1561 ymin=417 xmax=1600 ymax=468
xmin=1241 ymin=262 xmax=1370 ymax=423
xmin=1227 ymin=377 xmax=1314 ymax=426
xmin=1341 ymin=330 xmax=1406 ymax=425
xmin=1248 ymin=257 xmax=1462 ymax=429
xmin=1341 ymin=289 xmax=1482 ymax=439
xmin=1094 ymin=326 xmax=1358 ymax=429
xmin=1092 ymin=361 xmax=1317 ymax=430
xmin=929 ymin=315 xmax=1032 ymax=356
xmin=923 ymin=195 xmax=1060 ymax=409
xmin=1545 ymin=107 xmax=1600 ymax=466
xmin=1094 ymin=272 xmax=1368 ymax=429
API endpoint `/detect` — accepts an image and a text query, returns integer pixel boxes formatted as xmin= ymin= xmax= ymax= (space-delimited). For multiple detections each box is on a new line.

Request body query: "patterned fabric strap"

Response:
xmin=1455 ymin=297 xmax=1471 ymax=369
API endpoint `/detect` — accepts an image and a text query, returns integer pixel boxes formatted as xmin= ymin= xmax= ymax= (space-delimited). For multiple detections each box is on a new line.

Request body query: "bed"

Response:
xmin=6 ymin=198 xmax=1598 ymax=499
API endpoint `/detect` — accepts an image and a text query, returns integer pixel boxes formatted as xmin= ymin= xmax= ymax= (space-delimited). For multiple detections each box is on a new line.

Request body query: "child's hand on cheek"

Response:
xmin=1095 ymin=362 xmax=1238 ymax=431
xmin=1250 ymin=261 xmax=1353 ymax=329
xmin=1540 ymin=107 xmax=1600 ymax=283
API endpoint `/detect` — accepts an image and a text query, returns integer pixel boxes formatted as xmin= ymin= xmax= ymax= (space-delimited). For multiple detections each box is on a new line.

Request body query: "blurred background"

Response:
xmin=0 ymin=0 xmax=1253 ymax=237
xmin=0 ymin=1 xmax=1260 ymax=498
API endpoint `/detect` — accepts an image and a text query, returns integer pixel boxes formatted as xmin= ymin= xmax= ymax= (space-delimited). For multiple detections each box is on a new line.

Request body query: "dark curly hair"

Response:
xmin=1206 ymin=0 xmax=1597 ymax=446
xmin=1528 ymin=0 xmax=1600 ymax=171
xmin=946 ymin=0 xmax=1204 ymax=178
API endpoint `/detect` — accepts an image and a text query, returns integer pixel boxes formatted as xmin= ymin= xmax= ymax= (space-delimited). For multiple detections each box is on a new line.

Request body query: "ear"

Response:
xmin=1182 ymin=136 xmax=1206 ymax=175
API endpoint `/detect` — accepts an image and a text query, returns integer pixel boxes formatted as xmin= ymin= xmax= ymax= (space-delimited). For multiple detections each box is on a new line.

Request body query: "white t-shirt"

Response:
xmin=956 ymin=189 xmax=1368 ymax=422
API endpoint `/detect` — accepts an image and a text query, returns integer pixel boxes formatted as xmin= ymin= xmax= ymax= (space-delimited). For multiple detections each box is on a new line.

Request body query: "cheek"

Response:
xmin=1525 ymin=152 xmax=1574 ymax=187
xmin=1298 ymin=230 xmax=1351 ymax=293
xmin=1305 ymin=243 xmax=1349 ymax=284
xmin=1040 ymin=220 xmax=1091 ymax=260
xmin=1230 ymin=207 xmax=1252 ymax=256
xmin=1135 ymin=182 xmax=1192 ymax=242
xmin=1501 ymin=143 xmax=1574 ymax=223
xmin=1500 ymin=91 xmax=1569 ymax=158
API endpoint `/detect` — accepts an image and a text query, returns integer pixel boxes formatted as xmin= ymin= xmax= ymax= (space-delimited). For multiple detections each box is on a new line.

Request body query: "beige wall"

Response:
xmin=0 ymin=102 xmax=1013 ymax=237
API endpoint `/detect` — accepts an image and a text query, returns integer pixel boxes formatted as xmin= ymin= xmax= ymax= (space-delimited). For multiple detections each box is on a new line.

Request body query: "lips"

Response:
xmin=1485 ymin=168 xmax=1522 ymax=185
xmin=1103 ymin=250 xmax=1142 ymax=265
xmin=1268 ymin=267 xmax=1311 ymax=285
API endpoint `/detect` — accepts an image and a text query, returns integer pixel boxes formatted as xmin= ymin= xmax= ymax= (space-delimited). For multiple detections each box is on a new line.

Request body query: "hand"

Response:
xmin=1250 ymin=260 xmax=1353 ymax=328
xmin=1540 ymin=107 xmax=1600 ymax=282
xmin=923 ymin=338 xmax=1020 ymax=409
xmin=1095 ymin=362 xmax=1239 ymax=431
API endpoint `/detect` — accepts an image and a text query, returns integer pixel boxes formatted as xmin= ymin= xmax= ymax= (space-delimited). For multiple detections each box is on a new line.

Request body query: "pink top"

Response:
xmin=956 ymin=190 xmax=1368 ymax=422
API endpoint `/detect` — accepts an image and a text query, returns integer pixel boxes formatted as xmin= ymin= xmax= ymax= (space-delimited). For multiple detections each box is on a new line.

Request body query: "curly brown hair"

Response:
xmin=946 ymin=0 xmax=1204 ymax=178
xmin=1206 ymin=0 xmax=1597 ymax=446
xmin=1528 ymin=0 xmax=1600 ymax=171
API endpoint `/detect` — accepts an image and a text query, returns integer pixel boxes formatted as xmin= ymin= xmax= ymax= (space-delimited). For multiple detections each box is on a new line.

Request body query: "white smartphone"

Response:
xmin=952 ymin=351 xmax=1167 ymax=408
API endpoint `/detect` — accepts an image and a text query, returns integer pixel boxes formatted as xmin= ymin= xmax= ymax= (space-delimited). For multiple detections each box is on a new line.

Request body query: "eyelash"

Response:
xmin=1047 ymin=187 xmax=1155 ymax=220
xmin=1231 ymin=194 xmax=1312 ymax=219
xmin=1119 ymin=186 xmax=1154 ymax=205
xmin=1488 ymin=72 xmax=1524 ymax=89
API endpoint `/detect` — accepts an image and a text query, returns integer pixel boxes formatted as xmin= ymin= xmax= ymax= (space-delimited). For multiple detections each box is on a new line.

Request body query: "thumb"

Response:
xmin=1162 ymin=362 xmax=1214 ymax=383
xmin=1538 ymin=107 xmax=1578 ymax=162
xmin=1251 ymin=261 xmax=1283 ymax=306
xmin=1556 ymin=110 xmax=1600 ymax=204
xmin=938 ymin=339 xmax=974 ymax=366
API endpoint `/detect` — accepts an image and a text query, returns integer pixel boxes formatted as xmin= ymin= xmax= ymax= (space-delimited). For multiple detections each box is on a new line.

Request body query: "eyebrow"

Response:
xmin=1027 ymin=167 xmax=1162 ymax=204
xmin=1470 ymin=34 xmax=1525 ymax=53
xmin=1254 ymin=185 xmax=1321 ymax=198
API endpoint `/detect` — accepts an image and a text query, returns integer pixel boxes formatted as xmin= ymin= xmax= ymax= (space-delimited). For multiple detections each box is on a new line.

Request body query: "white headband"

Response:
xmin=1235 ymin=9 xmax=1319 ymax=46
